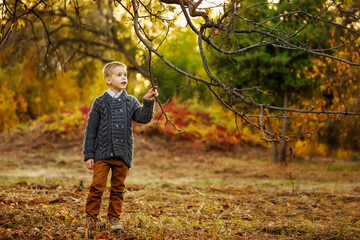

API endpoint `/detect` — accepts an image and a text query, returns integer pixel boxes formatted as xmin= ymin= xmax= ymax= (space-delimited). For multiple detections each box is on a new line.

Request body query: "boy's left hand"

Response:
xmin=145 ymin=86 xmax=159 ymax=99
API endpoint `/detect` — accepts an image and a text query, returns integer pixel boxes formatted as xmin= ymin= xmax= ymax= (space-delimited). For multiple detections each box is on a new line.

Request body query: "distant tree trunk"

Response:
xmin=277 ymin=88 xmax=289 ymax=164
xmin=272 ymin=143 xmax=278 ymax=161
xmin=265 ymin=109 xmax=279 ymax=162
xmin=265 ymin=110 xmax=279 ymax=161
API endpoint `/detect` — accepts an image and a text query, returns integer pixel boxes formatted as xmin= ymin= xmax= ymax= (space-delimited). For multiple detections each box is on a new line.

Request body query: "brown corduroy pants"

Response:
xmin=85 ymin=159 xmax=129 ymax=220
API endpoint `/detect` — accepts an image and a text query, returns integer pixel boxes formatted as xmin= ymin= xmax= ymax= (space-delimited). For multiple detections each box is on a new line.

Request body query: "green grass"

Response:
xmin=0 ymin=158 xmax=8 ymax=165
xmin=191 ymin=179 xmax=214 ymax=187
xmin=0 ymin=175 xmax=47 ymax=185
xmin=327 ymin=165 xmax=359 ymax=172
xmin=327 ymin=165 xmax=345 ymax=171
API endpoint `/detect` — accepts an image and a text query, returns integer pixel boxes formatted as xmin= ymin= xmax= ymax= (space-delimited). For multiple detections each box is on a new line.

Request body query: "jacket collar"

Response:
xmin=104 ymin=89 xmax=129 ymax=101
xmin=106 ymin=89 xmax=120 ymax=98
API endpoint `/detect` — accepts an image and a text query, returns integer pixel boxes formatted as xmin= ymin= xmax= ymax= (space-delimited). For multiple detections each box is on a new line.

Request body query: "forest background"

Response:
xmin=1 ymin=0 xmax=360 ymax=239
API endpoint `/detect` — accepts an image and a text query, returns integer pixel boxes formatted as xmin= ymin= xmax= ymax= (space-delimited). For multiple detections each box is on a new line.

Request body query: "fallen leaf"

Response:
xmin=95 ymin=233 xmax=109 ymax=239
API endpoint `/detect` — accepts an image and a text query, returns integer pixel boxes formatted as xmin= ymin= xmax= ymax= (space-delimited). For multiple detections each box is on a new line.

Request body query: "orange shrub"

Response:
xmin=134 ymin=97 xmax=264 ymax=151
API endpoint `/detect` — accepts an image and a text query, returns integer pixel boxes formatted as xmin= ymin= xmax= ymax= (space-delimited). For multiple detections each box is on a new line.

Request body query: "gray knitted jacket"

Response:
xmin=83 ymin=90 xmax=155 ymax=168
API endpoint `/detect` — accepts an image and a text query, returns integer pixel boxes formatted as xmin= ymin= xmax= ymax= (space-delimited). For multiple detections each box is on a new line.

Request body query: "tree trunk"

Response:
xmin=277 ymin=88 xmax=289 ymax=164
xmin=265 ymin=109 xmax=279 ymax=161
xmin=272 ymin=143 xmax=278 ymax=161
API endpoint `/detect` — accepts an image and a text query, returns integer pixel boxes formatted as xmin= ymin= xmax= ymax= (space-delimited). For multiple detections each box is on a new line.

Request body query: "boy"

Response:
xmin=77 ymin=61 xmax=159 ymax=233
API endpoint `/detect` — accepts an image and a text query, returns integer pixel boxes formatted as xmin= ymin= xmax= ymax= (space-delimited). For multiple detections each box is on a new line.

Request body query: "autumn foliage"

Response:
xmin=26 ymin=97 xmax=264 ymax=152
xmin=135 ymin=99 xmax=264 ymax=151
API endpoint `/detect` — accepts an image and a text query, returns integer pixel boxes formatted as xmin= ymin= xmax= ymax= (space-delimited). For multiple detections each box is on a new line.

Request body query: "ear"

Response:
xmin=105 ymin=76 xmax=111 ymax=85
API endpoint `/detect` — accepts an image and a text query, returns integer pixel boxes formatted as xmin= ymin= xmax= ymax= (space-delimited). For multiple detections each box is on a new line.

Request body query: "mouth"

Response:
xmin=121 ymin=82 xmax=127 ymax=85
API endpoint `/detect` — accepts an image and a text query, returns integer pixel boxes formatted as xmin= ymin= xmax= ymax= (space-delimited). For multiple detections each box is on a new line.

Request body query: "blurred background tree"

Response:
xmin=148 ymin=27 xmax=209 ymax=103
xmin=0 ymin=0 xmax=208 ymax=130
xmin=209 ymin=0 xmax=338 ymax=162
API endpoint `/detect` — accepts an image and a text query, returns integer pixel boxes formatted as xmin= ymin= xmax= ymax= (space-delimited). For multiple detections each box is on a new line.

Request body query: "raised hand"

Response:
xmin=145 ymin=86 xmax=159 ymax=99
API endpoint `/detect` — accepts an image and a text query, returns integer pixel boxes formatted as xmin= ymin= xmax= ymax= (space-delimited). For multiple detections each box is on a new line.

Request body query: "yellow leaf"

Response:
xmin=25 ymin=1 xmax=31 ymax=9
xmin=168 ymin=6 xmax=176 ymax=12
xmin=10 ymin=23 xmax=15 ymax=31
xmin=167 ymin=20 xmax=175 ymax=28
xmin=152 ymin=4 xmax=163 ymax=13
xmin=1 ymin=20 xmax=6 ymax=25
xmin=126 ymin=1 xmax=132 ymax=11
xmin=303 ymin=140 xmax=310 ymax=147
xmin=214 ymin=30 xmax=221 ymax=36
xmin=0 ymin=33 xmax=2 ymax=39
xmin=17 ymin=19 xmax=25 ymax=30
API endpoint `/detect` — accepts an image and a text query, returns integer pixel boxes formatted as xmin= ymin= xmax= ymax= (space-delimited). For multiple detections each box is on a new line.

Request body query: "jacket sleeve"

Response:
xmin=131 ymin=96 xmax=155 ymax=124
xmin=83 ymin=99 xmax=101 ymax=161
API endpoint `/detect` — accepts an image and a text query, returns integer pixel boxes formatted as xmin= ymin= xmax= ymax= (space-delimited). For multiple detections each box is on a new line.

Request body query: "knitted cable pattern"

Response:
xmin=83 ymin=91 xmax=155 ymax=168
xmin=97 ymin=98 xmax=109 ymax=157
xmin=126 ymin=97 xmax=134 ymax=163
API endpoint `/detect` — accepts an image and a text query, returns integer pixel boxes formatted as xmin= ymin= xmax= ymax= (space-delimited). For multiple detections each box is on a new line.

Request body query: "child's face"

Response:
xmin=106 ymin=66 xmax=128 ymax=92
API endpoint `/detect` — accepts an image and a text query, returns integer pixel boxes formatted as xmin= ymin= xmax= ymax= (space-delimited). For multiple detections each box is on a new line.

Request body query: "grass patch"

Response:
xmin=326 ymin=165 xmax=359 ymax=172
xmin=191 ymin=179 xmax=214 ymax=187
xmin=327 ymin=165 xmax=345 ymax=171
xmin=150 ymin=165 xmax=165 ymax=171
xmin=0 ymin=158 xmax=8 ymax=165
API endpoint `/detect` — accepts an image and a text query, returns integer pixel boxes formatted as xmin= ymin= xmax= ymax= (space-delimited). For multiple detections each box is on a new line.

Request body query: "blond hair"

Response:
xmin=102 ymin=61 xmax=127 ymax=79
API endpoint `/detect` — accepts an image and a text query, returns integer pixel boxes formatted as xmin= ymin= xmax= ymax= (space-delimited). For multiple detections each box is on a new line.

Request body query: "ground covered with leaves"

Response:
xmin=0 ymin=127 xmax=360 ymax=239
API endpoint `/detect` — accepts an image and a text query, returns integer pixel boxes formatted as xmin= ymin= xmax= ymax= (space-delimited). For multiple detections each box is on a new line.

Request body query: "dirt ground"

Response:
xmin=0 ymin=127 xmax=360 ymax=239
